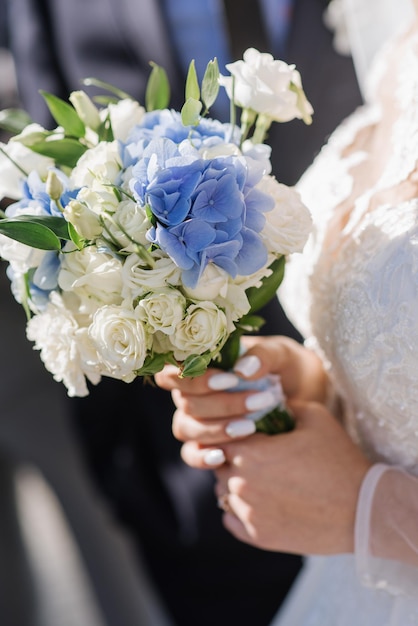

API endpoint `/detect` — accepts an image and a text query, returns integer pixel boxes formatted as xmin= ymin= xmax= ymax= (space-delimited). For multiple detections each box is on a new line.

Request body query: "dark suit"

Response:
xmin=6 ymin=1 xmax=363 ymax=625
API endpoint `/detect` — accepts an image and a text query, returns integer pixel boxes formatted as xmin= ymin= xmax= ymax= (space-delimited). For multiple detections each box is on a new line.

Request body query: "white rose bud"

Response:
xmin=45 ymin=170 xmax=64 ymax=201
xmin=63 ymin=199 xmax=103 ymax=240
xmin=69 ymin=90 xmax=101 ymax=131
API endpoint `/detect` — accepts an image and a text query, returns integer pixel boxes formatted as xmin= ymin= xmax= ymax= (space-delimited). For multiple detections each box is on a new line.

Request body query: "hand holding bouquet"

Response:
xmin=0 ymin=49 xmax=312 ymax=432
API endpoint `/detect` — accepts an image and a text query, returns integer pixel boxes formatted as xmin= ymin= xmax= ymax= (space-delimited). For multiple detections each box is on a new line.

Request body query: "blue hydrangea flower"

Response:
xmin=123 ymin=111 xmax=273 ymax=288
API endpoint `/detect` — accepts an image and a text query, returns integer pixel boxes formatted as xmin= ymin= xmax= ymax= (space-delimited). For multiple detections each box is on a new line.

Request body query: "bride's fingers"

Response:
xmin=155 ymin=365 xmax=240 ymax=394
xmin=173 ymin=408 xmax=256 ymax=444
xmin=180 ymin=441 xmax=230 ymax=469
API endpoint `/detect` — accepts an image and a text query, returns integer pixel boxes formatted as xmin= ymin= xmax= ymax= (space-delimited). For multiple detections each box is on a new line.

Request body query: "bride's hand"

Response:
xmin=155 ymin=335 xmax=329 ymax=454
xmin=209 ymin=400 xmax=371 ymax=555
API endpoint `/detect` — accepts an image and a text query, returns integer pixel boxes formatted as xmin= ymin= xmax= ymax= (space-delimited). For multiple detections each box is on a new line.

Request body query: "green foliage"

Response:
xmin=180 ymin=351 xmax=213 ymax=378
xmin=21 ymin=136 xmax=88 ymax=168
xmin=246 ymin=255 xmax=285 ymax=313
xmin=82 ymin=78 xmax=133 ymax=100
xmin=145 ymin=62 xmax=170 ymax=111
xmin=0 ymin=108 xmax=32 ymax=134
xmin=181 ymin=97 xmax=202 ymax=127
xmin=0 ymin=219 xmax=62 ymax=250
xmin=40 ymin=91 xmax=86 ymax=138
xmin=185 ymin=60 xmax=200 ymax=101
xmin=0 ymin=215 xmax=71 ymax=250
xmin=201 ymin=58 xmax=220 ymax=113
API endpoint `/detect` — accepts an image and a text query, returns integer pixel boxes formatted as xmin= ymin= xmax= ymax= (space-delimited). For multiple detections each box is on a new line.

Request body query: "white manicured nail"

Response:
xmin=245 ymin=389 xmax=277 ymax=412
xmin=208 ymin=372 xmax=239 ymax=390
xmin=225 ymin=419 xmax=256 ymax=438
xmin=203 ymin=449 xmax=226 ymax=466
xmin=234 ymin=355 xmax=261 ymax=377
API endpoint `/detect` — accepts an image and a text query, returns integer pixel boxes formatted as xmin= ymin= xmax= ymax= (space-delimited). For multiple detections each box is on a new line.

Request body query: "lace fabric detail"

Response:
xmin=281 ymin=29 xmax=418 ymax=473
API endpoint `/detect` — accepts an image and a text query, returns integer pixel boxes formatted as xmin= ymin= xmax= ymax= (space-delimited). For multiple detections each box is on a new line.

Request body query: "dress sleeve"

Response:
xmin=355 ymin=463 xmax=418 ymax=596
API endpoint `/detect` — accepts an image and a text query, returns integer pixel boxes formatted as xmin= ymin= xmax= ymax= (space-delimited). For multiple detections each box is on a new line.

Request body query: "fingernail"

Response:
xmin=245 ymin=389 xmax=278 ymax=412
xmin=225 ymin=419 xmax=256 ymax=438
xmin=203 ymin=449 xmax=226 ymax=466
xmin=208 ymin=372 xmax=239 ymax=390
xmin=234 ymin=355 xmax=261 ymax=377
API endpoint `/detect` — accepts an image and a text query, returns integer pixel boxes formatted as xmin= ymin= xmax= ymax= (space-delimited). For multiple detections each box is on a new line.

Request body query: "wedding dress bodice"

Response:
xmin=273 ymin=26 xmax=418 ymax=626
xmin=281 ymin=28 xmax=418 ymax=474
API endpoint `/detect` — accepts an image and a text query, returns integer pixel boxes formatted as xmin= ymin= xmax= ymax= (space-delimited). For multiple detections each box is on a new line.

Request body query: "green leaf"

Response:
xmin=136 ymin=352 xmax=177 ymax=377
xmin=185 ymin=60 xmax=200 ymax=102
xmin=0 ymin=220 xmax=61 ymax=250
xmin=246 ymin=256 xmax=286 ymax=313
xmin=0 ymin=108 xmax=33 ymax=134
xmin=145 ymin=62 xmax=170 ymax=111
xmin=68 ymin=222 xmax=85 ymax=249
xmin=82 ymin=77 xmax=133 ymax=100
xmin=97 ymin=115 xmax=114 ymax=142
xmin=26 ymin=137 xmax=88 ymax=168
xmin=180 ymin=352 xmax=212 ymax=378
xmin=236 ymin=314 xmax=265 ymax=332
xmin=40 ymin=91 xmax=86 ymax=138
xmin=3 ymin=215 xmax=70 ymax=240
xmin=181 ymin=98 xmax=202 ymax=127
xmin=201 ymin=58 xmax=220 ymax=112
xmin=215 ymin=331 xmax=242 ymax=371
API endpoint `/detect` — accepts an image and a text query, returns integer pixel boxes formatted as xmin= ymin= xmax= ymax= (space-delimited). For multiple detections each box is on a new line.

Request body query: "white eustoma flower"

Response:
xmin=260 ymin=176 xmax=312 ymax=255
xmin=0 ymin=124 xmax=54 ymax=200
xmin=71 ymin=141 xmax=122 ymax=188
xmin=169 ymin=301 xmax=228 ymax=361
xmin=121 ymin=253 xmax=181 ymax=299
xmin=136 ymin=287 xmax=186 ymax=335
xmin=88 ymin=304 xmax=149 ymax=380
xmin=107 ymin=99 xmax=146 ymax=142
xmin=58 ymin=243 xmax=124 ymax=314
xmin=26 ymin=292 xmax=98 ymax=397
xmin=220 ymin=48 xmax=313 ymax=124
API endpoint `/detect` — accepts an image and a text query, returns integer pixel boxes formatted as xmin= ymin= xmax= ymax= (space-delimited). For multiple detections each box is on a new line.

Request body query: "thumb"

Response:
xmin=234 ymin=336 xmax=293 ymax=381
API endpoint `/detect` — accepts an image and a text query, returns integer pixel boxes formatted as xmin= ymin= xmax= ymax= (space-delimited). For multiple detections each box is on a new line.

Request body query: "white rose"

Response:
xmin=26 ymin=292 xmax=98 ymax=397
xmin=260 ymin=176 xmax=312 ymax=255
xmin=121 ymin=253 xmax=181 ymax=299
xmin=169 ymin=301 xmax=228 ymax=361
xmin=0 ymin=125 xmax=54 ymax=200
xmin=107 ymin=99 xmax=146 ymax=142
xmin=183 ymin=264 xmax=230 ymax=301
xmin=63 ymin=199 xmax=103 ymax=240
xmin=103 ymin=200 xmax=151 ymax=251
xmin=58 ymin=243 xmax=123 ymax=313
xmin=220 ymin=48 xmax=313 ymax=124
xmin=136 ymin=287 xmax=186 ymax=335
xmin=89 ymin=304 xmax=149 ymax=380
xmin=71 ymin=141 xmax=122 ymax=188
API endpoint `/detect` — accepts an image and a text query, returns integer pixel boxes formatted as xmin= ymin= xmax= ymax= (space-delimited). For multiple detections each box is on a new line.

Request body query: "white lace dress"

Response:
xmin=271 ymin=27 xmax=418 ymax=626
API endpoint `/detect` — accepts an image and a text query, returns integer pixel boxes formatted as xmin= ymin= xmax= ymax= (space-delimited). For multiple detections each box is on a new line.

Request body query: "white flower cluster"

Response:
xmin=0 ymin=50 xmax=312 ymax=397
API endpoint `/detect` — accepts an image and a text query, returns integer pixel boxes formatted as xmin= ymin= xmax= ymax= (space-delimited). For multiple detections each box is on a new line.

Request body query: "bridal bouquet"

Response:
xmin=0 ymin=48 xmax=312 ymax=432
